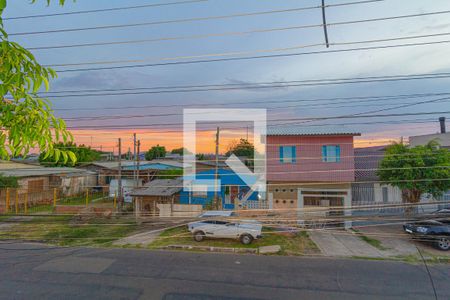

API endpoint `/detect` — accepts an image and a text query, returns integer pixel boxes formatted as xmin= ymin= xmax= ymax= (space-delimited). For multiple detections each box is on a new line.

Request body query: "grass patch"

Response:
xmin=59 ymin=192 xmax=108 ymax=206
xmin=0 ymin=215 xmax=138 ymax=247
xmin=352 ymin=253 xmax=450 ymax=264
xmin=352 ymin=229 xmax=388 ymax=251
xmin=351 ymin=256 xmax=388 ymax=262
xmin=0 ymin=216 xmax=11 ymax=222
xmin=359 ymin=235 xmax=388 ymax=250
xmin=28 ymin=205 xmax=54 ymax=214
xmin=148 ymin=226 xmax=319 ymax=255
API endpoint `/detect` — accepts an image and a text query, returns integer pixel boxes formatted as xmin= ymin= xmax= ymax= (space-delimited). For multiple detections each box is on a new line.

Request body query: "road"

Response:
xmin=0 ymin=242 xmax=448 ymax=300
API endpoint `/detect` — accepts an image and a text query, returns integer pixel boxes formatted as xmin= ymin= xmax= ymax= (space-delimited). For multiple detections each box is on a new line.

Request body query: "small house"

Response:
xmin=179 ymin=169 xmax=260 ymax=210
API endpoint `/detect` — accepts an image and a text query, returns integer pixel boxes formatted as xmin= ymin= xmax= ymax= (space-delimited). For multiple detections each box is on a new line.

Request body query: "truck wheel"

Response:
xmin=240 ymin=234 xmax=253 ymax=245
xmin=436 ymin=237 xmax=450 ymax=251
xmin=194 ymin=231 xmax=205 ymax=242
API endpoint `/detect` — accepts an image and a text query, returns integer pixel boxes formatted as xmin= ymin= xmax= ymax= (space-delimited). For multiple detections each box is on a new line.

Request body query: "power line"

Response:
xmin=3 ymin=0 xmax=209 ymax=20
xmin=53 ymin=39 xmax=450 ymax=73
xmin=61 ymin=101 xmax=450 ymax=121
xmin=26 ymin=10 xmax=450 ymax=51
xmin=8 ymin=0 xmax=383 ymax=36
xmin=64 ymin=118 xmax=440 ymax=137
xmin=43 ymin=79 xmax=450 ymax=97
xmin=43 ymin=73 xmax=450 ymax=99
xmin=292 ymin=95 xmax=450 ymax=126
xmin=63 ymin=110 xmax=450 ymax=129
xmin=62 ymin=96 xmax=450 ymax=122
xmin=48 ymin=92 xmax=450 ymax=111
xmin=46 ymin=32 xmax=450 ymax=68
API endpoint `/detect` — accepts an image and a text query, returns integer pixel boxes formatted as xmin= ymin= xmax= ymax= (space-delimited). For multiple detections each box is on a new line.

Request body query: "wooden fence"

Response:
xmin=0 ymin=187 xmax=114 ymax=215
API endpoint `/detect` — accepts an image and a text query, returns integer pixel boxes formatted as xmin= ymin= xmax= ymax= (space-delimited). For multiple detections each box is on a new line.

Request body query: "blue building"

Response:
xmin=179 ymin=169 xmax=260 ymax=210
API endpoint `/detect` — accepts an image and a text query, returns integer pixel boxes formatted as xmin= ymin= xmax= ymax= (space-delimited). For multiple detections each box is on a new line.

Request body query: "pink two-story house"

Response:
xmin=266 ymin=127 xmax=360 ymax=212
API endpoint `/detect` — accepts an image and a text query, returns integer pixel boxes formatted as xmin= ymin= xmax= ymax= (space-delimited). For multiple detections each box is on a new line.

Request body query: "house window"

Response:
xmin=279 ymin=146 xmax=296 ymax=163
xmin=28 ymin=179 xmax=44 ymax=193
xmin=322 ymin=145 xmax=341 ymax=162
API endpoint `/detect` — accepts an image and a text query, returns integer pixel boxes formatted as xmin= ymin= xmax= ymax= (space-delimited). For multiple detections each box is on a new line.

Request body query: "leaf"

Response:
xmin=42 ymin=77 xmax=50 ymax=91
xmin=61 ymin=150 xmax=68 ymax=164
xmin=67 ymin=151 xmax=77 ymax=164
xmin=54 ymin=149 xmax=61 ymax=162
xmin=0 ymin=0 xmax=6 ymax=13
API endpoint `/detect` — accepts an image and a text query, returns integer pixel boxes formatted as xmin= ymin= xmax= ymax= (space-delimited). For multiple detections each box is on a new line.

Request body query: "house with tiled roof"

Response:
xmin=265 ymin=127 xmax=360 ymax=219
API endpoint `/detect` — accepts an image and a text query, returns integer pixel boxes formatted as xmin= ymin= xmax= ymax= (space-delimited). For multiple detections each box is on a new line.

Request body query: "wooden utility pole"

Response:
xmin=118 ymin=138 xmax=123 ymax=209
xmin=136 ymin=140 xmax=141 ymax=185
xmin=214 ymin=127 xmax=220 ymax=210
xmin=133 ymin=133 xmax=137 ymax=187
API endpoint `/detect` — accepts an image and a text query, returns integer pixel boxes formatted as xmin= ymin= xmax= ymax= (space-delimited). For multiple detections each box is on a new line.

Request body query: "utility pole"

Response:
xmin=135 ymin=140 xmax=141 ymax=218
xmin=118 ymin=138 xmax=123 ymax=210
xmin=133 ymin=133 xmax=137 ymax=187
xmin=136 ymin=140 xmax=141 ymax=186
xmin=214 ymin=127 xmax=220 ymax=210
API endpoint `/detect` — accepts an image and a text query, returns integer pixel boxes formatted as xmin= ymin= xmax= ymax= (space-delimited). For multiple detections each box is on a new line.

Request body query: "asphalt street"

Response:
xmin=0 ymin=242 xmax=448 ymax=300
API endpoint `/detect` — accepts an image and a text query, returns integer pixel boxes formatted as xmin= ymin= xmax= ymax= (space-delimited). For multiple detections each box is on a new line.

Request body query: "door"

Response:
xmin=224 ymin=186 xmax=239 ymax=210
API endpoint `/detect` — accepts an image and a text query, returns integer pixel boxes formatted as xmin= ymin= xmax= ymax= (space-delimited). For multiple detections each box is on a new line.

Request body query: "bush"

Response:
xmin=0 ymin=174 xmax=18 ymax=188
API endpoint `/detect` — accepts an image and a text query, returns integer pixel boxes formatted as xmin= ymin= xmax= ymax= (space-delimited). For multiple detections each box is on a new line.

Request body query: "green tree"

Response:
xmin=39 ymin=143 xmax=101 ymax=167
xmin=225 ymin=139 xmax=255 ymax=158
xmin=0 ymin=174 xmax=18 ymax=188
xmin=377 ymin=141 xmax=450 ymax=207
xmin=196 ymin=153 xmax=206 ymax=161
xmin=171 ymin=147 xmax=191 ymax=155
xmin=145 ymin=145 xmax=166 ymax=160
xmin=0 ymin=0 xmax=75 ymax=164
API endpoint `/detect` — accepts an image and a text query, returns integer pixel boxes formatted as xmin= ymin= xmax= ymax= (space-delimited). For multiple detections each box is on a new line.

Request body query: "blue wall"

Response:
xmin=179 ymin=169 xmax=259 ymax=210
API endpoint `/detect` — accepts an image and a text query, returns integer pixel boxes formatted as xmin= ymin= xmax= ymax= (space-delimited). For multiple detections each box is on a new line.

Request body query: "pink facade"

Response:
xmin=266 ymin=135 xmax=356 ymax=182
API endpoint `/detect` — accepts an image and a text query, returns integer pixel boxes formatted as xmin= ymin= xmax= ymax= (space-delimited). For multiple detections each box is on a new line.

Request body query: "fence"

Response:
xmin=0 ymin=187 xmax=116 ymax=215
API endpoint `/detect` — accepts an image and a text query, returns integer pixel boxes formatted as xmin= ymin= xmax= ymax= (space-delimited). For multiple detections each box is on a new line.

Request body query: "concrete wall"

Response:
xmin=267 ymin=182 xmax=351 ymax=210
xmin=409 ymin=132 xmax=450 ymax=147
xmin=352 ymin=183 xmax=402 ymax=205
xmin=157 ymin=203 xmax=203 ymax=217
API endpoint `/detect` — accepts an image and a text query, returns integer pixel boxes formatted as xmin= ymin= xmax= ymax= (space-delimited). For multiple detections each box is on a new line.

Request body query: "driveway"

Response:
xmin=312 ymin=224 xmax=450 ymax=259
xmin=309 ymin=229 xmax=387 ymax=258
xmin=356 ymin=224 xmax=450 ymax=258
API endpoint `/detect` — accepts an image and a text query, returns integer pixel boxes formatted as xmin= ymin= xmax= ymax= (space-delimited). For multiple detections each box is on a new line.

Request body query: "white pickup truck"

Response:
xmin=187 ymin=220 xmax=262 ymax=245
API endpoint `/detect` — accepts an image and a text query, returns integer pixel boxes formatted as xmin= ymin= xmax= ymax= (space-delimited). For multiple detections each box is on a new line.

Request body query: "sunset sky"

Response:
xmin=3 ymin=0 xmax=450 ymax=154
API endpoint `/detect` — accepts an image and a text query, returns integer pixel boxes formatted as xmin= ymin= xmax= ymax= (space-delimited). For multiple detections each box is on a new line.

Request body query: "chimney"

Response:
xmin=439 ymin=117 xmax=446 ymax=134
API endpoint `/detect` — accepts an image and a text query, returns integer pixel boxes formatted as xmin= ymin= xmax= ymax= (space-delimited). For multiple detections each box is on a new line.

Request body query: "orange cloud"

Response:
xmin=70 ymin=128 xmax=250 ymax=154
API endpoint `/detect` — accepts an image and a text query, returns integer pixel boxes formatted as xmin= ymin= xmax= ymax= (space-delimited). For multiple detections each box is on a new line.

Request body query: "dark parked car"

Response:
xmin=403 ymin=219 xmax=450 ymax=251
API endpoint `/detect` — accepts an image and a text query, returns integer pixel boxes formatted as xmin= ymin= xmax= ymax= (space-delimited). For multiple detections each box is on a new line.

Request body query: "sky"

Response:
xmin=3 ymin=0 xmax=450 ymax=154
